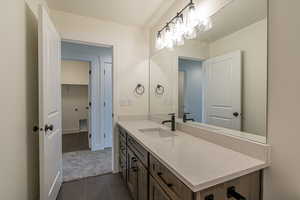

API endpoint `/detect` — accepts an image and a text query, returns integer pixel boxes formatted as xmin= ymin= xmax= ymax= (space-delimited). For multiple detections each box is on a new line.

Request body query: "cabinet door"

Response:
xmin=119 ymin=154 xmax=127 ymax=181
xmin=149 ymin=176 xmax=171 ymax=200
xmin=127 ymin=149 xmax=138 ymax=200
xmin=137 ymin=160 xmax=148 ymax=200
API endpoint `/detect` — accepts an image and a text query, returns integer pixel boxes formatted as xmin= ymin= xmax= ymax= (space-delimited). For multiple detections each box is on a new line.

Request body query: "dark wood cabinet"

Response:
xmin=150 ymin=155 xmax=193 ymax=200
xmin=118 ymin=125 xmax=261 ymax=200
xmin=149 ymin=176 xmax=171 ymax=200
xmin=119 ymin=127 xmax=127 ymax=182
xmin=137 ymin=159 xmax=148 ymax=200
xmin=127 ymin=148 xmax=138 ymax=200
xmin=119 ymin=154 xmax=127 ymax=181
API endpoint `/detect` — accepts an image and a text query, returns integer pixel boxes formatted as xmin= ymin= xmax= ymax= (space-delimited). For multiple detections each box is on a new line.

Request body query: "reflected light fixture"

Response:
xmin=155 ymin=0 xmax=213 ymax=50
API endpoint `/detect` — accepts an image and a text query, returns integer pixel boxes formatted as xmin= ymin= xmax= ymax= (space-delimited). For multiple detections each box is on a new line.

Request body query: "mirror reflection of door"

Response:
xmin=178 ymin=52 xmax=241 ymax=129
xmin=203 ymin=51 xmax=242 ymax=131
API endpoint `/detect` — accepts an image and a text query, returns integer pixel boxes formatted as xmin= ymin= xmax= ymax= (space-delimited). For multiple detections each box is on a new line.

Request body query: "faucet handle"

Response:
xmin=168 ymin=113 xmax=175 ymax=116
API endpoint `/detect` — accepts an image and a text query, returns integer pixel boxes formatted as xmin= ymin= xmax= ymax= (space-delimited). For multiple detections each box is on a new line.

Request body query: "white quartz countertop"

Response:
xmin=118 ymin=120 xmax=268 ymax=192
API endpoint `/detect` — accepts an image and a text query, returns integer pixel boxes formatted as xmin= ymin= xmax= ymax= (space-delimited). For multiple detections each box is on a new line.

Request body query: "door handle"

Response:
xmin=45 ymin=124 xmax=54 ymax=132
xmin=233 ymin=112 xmax=239 ymax=117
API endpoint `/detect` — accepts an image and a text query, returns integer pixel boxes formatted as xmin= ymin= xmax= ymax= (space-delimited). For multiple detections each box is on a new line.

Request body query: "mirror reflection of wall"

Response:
xmin=149 ymin=0 xmax=267 ymax=142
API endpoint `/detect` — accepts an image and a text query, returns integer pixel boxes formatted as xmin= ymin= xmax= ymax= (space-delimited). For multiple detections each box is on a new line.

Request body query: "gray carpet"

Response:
xmin=62 ymin=148 xmax=112 ymax=182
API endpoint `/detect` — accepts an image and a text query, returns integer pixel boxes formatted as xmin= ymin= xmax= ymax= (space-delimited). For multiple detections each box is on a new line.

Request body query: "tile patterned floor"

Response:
xmin=56 ymin=173 xmax=133 ymax=200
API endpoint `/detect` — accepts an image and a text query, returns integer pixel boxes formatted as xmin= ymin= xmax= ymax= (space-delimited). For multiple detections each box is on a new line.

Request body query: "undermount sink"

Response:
xmin=139 ymin=127 xmax=178 ymax=138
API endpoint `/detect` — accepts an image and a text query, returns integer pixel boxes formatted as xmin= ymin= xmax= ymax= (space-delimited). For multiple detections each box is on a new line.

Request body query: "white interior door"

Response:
xmin=103 ymin=62 xmax=113 ymax=148
xmin=38 ymin=6 xmax=62 ymax=200
xmin=203 ymin=51 xmax=241 ymax=130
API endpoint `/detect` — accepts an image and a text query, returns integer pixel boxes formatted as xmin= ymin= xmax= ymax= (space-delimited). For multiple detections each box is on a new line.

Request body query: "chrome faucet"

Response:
xmin=183 ymin=113 xmax=195 ymax=123
xmin=162 ymin=113 xmax=176 ymax=131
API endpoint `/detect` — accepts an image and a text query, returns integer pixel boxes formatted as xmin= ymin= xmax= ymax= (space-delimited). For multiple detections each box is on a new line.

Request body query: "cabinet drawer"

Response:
xmin=127 ymin=135 xmax=148 ymax=168
xmin=150 ymin=155 xmax=193 ymax=200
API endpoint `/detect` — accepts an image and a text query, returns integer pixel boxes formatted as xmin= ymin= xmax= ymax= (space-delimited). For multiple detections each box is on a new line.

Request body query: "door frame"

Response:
xmin=177 ymin=56 xmax=204 ymax=120
xmin=61 ymin=38 xmax=117 ymax=172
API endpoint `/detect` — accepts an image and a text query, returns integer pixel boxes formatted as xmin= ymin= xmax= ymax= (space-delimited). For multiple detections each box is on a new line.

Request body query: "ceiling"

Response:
xmin=197 ymin=0 xmax=268 ymax=42
xmin=46 ymin=0 xmax=175 ymax=27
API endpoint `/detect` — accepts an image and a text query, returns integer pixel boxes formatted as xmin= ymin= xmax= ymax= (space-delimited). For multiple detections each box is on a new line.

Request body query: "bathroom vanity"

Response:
xmin=117 ymin=120 xmax=270 ymax=200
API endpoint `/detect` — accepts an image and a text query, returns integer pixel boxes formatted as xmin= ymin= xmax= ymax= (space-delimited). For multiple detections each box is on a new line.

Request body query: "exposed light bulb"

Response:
xmin=187 ymin=4 xmax=200 ymax=27
xmin=173 ymin=14 xmax=185 ymax=46
xmin=164 ymin=26 xmax=174 ymax=49
xmin=155 ymin=32 xmax=164 ymax=50
xmin=184 ymin=3 xmax=199 ymax=39
xmin=197 ymin=7 xmax=213 ymax=32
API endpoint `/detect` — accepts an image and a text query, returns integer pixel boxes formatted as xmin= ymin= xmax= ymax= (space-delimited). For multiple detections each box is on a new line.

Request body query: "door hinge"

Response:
xmin=89 ymin=102 xmax=92 ymax=107
xmin=104 ymin=133 xmax=106 ymax=138
xmin=89 ymin=134 xmax=91 ymax=138
xmin=104 ymin=69 xmax=106 ymax=75
xmin=112 ymin=113 xmax=114 ymax=118
xmin=89 ymin=70 xmax=91 ymax=75
xmin=104 ymin=102 xmax=106 ymax=107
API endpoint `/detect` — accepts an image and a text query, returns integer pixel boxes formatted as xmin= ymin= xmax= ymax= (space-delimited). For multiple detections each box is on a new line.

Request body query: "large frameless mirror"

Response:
xmin=149 ymin=0 xmax=268 ymax=143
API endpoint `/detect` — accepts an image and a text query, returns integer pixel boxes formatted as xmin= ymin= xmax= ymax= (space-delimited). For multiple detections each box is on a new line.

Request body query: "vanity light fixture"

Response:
xmin=155 ymin=0 xmax=212 ymax=50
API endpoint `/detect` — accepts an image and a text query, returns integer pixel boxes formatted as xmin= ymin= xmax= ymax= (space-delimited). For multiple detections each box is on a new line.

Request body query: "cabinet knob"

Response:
xmin=132 ymin=157 xmax=137 ymax=162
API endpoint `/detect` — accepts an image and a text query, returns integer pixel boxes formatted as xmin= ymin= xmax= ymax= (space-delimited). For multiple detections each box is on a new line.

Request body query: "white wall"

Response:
xmin=61 ymin=60 xmax=89 ymax=85
xmin=49 ymin=10 xmax=149 ymax=116
xmin=263 ymin=0 xmax=300 ymax=199
xmin=61 ymin=85 xmax=88 ymax=134
xmin=0 ymin=0 xmax=40 ymax=199
xmin=209 ymin=19 xmax=267 ymax=136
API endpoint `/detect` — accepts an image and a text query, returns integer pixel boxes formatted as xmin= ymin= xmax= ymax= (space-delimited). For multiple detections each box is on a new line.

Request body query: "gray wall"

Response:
xmin=263 ymin=0 xmax=300 ymax=199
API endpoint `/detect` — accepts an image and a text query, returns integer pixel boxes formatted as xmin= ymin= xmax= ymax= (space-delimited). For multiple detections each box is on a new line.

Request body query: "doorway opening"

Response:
xmin=61 ymin=41 xmax=113 ymax=182
xmin=178 ymin=57 xmax=203 ymax=122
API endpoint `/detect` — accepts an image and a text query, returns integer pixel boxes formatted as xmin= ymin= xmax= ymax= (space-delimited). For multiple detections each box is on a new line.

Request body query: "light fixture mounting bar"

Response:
xmin=158 ymin=0 xmax=194 ymax=33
